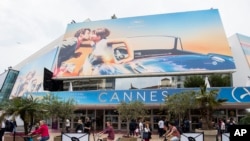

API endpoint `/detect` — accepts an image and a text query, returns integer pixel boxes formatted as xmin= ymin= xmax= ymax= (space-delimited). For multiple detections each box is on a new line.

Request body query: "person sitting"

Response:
xmin=165 ymin=121 xmax=180 ymax=141
xmin=28 ymin=120 xmax=50 ymax=141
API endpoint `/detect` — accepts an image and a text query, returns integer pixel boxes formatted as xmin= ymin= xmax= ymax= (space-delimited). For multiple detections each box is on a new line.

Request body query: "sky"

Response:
xmin=0 ymin=0 xmax=250 ymax=74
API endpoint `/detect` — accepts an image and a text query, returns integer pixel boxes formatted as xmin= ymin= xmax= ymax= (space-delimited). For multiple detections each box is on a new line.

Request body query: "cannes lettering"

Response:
xmin=98 ymin=91 xmax=168 ymax=102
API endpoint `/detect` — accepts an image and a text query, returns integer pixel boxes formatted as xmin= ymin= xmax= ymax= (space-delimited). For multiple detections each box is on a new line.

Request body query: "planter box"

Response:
xmin=54 ymin=135 xmax=62 ymax=141
xmin=195 ymin=129 xmax=217 ymax=136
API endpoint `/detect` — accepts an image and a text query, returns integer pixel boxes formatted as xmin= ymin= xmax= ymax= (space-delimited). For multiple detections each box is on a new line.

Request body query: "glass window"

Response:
xmin=121 ymin=123 xmax=127 ymax=129
xmin=105 ymin=110 xmax=119 ymax=115
xmin=112 ymin=123 xmax=118 ymax=129
xmin=105 ymin=116 xmax=118 ymax=123
xmin=238 ymin=109 xmax=247 ymax=115
xmin=228 ymin=109 xmax=236 ymax=117
xmin=87 ymin=110 xmax=95 ymax=118
xmin=152 ymin=109 xmax=167 ymax=115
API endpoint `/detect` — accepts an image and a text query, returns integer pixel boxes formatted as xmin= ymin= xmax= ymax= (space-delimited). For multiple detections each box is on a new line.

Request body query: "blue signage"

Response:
xmin=28 ymin=87 xmax=250 ymax=105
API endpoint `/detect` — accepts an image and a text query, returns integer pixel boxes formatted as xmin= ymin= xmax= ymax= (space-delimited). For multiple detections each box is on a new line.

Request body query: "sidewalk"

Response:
xmin=10 ymin=127 xmax=220 ymax=141
xmin=48 ymin=129 xmax=220 ymax=141
xmin=48 ymin=130 xmax=165 ymax=141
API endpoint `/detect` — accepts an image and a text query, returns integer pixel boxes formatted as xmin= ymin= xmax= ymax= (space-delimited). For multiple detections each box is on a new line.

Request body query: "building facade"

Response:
xmin=1 ymin=9 xmax=250 ymax=131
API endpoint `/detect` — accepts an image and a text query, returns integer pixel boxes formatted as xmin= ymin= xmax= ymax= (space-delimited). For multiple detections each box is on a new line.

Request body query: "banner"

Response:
xmin=9 ymin=48 xmax=57 ymax=99
xmin=27 ymin=87 xmax=250 ymax=105
xmin=53 ymin=9 xmax=235 ymax=79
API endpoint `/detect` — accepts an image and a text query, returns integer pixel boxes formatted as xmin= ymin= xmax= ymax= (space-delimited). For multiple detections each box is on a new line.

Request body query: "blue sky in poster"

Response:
xmin=1 ymin=0 xmax=249 ymax=73
xmin=65 ymin=9 xmax=223 ymax=40
xmin=62 ymin=9 xmax=231 ymax=58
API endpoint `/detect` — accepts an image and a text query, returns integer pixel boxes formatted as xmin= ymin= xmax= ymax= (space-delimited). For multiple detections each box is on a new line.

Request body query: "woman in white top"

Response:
xmin=65 ymin=119 xmax=70 ymax=133
xmin=143 ymin=123 xmax=151 ymax=141
xmin=220 ymin=120 xmax=226 ymax=134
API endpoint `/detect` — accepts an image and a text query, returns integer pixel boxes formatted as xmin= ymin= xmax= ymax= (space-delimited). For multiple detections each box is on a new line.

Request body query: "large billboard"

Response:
xmin=53 ymin=9 xmax=236 ymax=79
xmin=9 ymin=48 xmax=57 ymax=99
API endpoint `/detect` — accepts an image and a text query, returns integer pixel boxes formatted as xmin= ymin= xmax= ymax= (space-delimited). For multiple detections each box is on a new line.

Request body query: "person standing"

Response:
xmin=11 ymin=119 xmax=17 ymax=133
xmin=84 ymin=117 xmax=91 ymax=134
xmin=75 ymin=119 xmax=84 ymax=133
xmin=138 ymin=118 xmax=144 ymax=139
xmin=129 ymin=119 xmax=136 ymax=136
xmin=143 ymin=123 xmax=152 ymax=141
xmin=158 ymin=117 xmax=165 ymax=137
xmin=183 ymin=117 xmax=190 ymax=133
xmin=65 ymin=119 xmax=70 ymax=133
xmin=220 ymin=119 xmax=226 ymax=134
xmin=0 ymin=120 xmax=5 ymax=141
xmin=227 ymin=117 xmax=236 ymax=133
xmin=28 ymin=120 xmax=50 ymax=141
xmin=98 ymin=121 xmax=115 ymax=141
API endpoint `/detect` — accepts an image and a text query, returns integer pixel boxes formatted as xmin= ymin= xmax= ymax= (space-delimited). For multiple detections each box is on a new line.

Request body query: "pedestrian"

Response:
xmin=129 ymin=119 xmax=136 ymax=136
xmin=84 ymin=117 xmax=91 ymax=134
xmin=138 ymin=118 xmax=144 ymax=139
xmin=98 ymin=121 xmax=115 ymax=141
xmin=28 ymin=120 xmax=50 ymax=141
xmin=0 ymin=120 xmax=6 ymax=141
xmin=143 ymin=123 xmax=152 ymax=141
xmin=220 ymin=119 xmax=226 ymax=134
xmin=158 ymin=117 xmax=165 ymax=137
xmin=135 ymin=126 xmax=139 ymax=136
xmin=65 ymin=119 xmax=70 ymax=133
xmin=75 ymin=119 xmax=84 ymax=133
xmin=11 ymin=119 xmax=17 ymax=133
xmin=183 ymin=117 xmax=190 ymax=133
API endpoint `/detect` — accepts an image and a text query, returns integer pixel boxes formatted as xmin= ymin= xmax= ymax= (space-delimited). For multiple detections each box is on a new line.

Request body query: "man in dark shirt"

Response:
xmin=129 ymin=119 xmax=137 ymax=136
xmin=84 ymin=117 xmax=91 ymax=134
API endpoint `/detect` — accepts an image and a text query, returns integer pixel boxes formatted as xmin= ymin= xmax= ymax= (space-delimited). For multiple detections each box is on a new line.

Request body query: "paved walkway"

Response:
xmin=48 ymin=129 xmax=221 ymax=141
xmin=9 ymin=127 xmax=220 ymax=141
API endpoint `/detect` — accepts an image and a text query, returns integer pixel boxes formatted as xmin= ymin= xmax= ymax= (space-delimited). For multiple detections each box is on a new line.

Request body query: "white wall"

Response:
xmin=229 ymin=33 xmax=250 ymax=86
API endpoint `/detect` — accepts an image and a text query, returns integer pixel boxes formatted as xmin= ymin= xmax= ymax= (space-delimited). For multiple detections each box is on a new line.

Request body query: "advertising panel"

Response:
xmin=53 ymin=9 xmax=235 ymax=79
xmin=27 ymin=87 xmax=250 ymax=105
xmin=238 ymin=34 xmax=250 ymax=68
xmin=9 ymin=48 xmax=57 ymax=99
